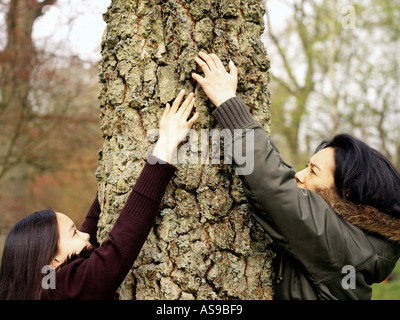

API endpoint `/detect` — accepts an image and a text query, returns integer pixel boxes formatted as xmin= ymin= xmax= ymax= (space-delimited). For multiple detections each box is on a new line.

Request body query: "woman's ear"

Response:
xmin=50 ymin=256 xmax=61 ymax=269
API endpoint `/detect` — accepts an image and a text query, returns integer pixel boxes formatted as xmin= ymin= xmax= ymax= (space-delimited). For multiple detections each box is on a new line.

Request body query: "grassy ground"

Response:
xmin=372 ymin=261 xmax=400 ymax=300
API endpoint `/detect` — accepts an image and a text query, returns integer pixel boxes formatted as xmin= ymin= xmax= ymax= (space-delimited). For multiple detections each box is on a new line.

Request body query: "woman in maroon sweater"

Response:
xmin=0 ymin=91 xmax=199 ymax=300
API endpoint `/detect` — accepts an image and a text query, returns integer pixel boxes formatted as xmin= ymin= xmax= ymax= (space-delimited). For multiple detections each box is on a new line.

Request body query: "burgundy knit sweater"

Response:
xmin=48 ymin=155 xmax=176 ymax=299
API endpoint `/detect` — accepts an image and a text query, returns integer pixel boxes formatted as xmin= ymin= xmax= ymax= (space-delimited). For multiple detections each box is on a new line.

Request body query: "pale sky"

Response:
xmin=33 ymin=0 xmax=111 ymax=62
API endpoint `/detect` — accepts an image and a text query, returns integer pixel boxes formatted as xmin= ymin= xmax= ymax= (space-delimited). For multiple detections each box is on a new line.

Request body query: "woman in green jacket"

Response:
xmin=192 ymin=52 xmax=400 ymax=300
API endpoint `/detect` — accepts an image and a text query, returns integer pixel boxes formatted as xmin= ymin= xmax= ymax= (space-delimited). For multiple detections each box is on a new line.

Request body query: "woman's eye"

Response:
xmin=306 ymin=163 xmax=316 ymax=175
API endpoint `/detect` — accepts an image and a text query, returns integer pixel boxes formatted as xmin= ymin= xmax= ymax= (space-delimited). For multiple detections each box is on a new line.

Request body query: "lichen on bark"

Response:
xmin=96 ymin=0 xmax=274 ymax=300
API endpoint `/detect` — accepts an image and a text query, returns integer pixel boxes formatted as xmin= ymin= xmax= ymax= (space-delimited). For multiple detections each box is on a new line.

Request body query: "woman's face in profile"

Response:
xmin=51 ymin=212 xmax=92 ymax=268
xmin=295 ymin=147 xmax=336 ymax=193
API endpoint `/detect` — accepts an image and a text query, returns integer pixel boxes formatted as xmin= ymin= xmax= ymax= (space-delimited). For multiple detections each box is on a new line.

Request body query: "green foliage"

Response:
xmin=372 ymin=261 xmax=400 ymax=300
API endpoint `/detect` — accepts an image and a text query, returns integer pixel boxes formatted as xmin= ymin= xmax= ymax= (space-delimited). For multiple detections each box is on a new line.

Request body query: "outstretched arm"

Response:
xmin=80 ymin=194 xmax=101 ymax=247
xmin=54 ymin=92 xmax=199 ymax=299
xmin=192 ymin=53 xmax=364 ymax=281
xmin=80 ymin=91 xmax=198 ymax=244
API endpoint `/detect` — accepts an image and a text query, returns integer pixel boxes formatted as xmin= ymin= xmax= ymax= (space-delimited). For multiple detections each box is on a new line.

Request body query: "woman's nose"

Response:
xmin=295 ymin=169 xmax=306 ymax=184
xmin=79 ymin=231 xmax=90 ymax=242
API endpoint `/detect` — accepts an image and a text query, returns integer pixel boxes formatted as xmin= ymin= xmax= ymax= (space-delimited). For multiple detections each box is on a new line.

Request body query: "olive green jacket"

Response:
xmin=212 ymin=97 xmax=400 ymax=300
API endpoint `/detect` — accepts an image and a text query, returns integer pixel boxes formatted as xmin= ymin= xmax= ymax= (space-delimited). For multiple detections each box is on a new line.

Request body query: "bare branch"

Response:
xmin=34 ymin=0 xmax=57 ymax=18
xmin=265 ymin=3 xmax=300 ymax=91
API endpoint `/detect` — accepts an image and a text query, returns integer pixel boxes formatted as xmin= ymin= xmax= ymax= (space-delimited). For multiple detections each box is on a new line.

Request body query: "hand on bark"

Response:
xmin=192 ymin=52 xmax=238 ymax=107
xmin=152 ymin=90 xmax=199 ymax=163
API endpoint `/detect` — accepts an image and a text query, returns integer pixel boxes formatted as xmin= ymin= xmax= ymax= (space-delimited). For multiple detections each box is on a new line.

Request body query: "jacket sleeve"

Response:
xmin=212 ymin=97 xmax=370 ymax=281
xmin=54 ymin=155 xmax=176 ymax=299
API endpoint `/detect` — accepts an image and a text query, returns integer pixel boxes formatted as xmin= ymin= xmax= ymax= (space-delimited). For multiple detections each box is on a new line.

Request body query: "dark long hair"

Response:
xmin=0 ymin=210 xmax=59 ymax=300
xmin=320 ymin=134 xmax=400 ymax=218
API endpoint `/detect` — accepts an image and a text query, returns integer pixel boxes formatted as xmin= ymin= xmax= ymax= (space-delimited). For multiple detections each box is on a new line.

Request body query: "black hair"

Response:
xmin=319 ymin=134 xmax=400 ymax=218
xmin=0 ymin=210 xmax=59 ymax=300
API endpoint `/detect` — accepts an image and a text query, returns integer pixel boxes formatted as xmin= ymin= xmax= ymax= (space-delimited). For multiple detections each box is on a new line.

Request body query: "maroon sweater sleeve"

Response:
xmin=52 ymin=155 xmax=176 ymax=300
xmin=80 ymin=194 xmax=101 ymax=247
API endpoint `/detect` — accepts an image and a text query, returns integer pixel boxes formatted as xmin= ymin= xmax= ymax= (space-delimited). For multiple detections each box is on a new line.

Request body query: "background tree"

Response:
xmin=264 ymin=0 xmax=400 ymax=170
xmin=0 ymin=1 xmax=103 ymax=258
xmin=0 ymin=0 xmax=58 ymax=224
xmin=97 ymin=0 xmax=275 ymax=299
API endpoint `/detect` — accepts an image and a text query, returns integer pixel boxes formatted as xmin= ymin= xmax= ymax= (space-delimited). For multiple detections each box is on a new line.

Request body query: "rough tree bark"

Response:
xmin=97 ymin=0 xmax=274 ymax=300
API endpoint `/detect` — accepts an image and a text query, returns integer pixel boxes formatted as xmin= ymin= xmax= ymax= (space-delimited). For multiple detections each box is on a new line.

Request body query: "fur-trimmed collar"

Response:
xmin=316 ymin=188 xmax=400 ymax=244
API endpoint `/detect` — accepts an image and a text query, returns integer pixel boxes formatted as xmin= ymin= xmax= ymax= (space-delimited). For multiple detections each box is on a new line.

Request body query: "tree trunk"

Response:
xmin=97 ymin=0 xmax=274 ymax=300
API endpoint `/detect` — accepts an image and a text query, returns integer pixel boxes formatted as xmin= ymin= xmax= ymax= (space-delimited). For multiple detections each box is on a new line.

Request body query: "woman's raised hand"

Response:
xmin=152 ymin=90 xmax=199 ymax=163
xmin=192 ymin=52 xmax=238 ymax=107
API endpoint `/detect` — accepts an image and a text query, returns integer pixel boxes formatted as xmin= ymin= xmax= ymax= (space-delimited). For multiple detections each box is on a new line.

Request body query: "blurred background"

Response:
xmin=0 ymin=0 xmax=399 ymax=299
xmin=0 ymin=0 xmax=109 ymax=260
xmin=265 ymin=0 xmax=400 ymax=171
